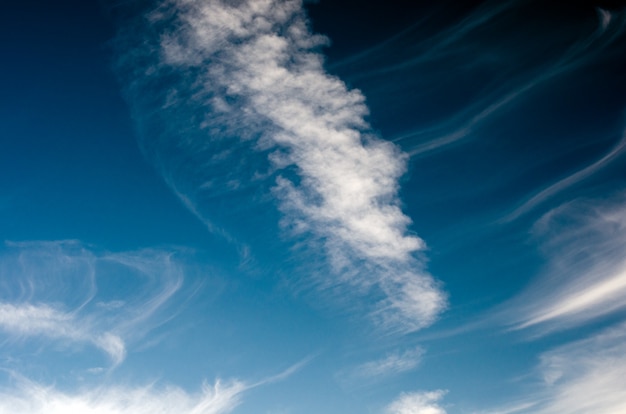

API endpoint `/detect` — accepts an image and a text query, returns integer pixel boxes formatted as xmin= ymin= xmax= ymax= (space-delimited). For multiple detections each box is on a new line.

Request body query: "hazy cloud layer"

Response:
xmin=116 ymin=0 xmax=446 ymax=333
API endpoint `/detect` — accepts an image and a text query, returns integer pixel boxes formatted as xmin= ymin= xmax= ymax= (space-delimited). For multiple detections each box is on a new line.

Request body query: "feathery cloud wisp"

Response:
xmin=0 ymin=303 xmax=126 ymax=366
xmin=0 ymin=241 xmax=187 ymax=365
xmin=350 ymin=347 xmax=424 ymax=380
xmin=502 ymin=132 xmax=626 ymax=223
xmin=532 ymin=322 xmax=626 ymax=414
xmin=0 ymin=377 xmax=245 ymax=414
xmin=483 ymin=321 xmax=626 ymax=414
xmin=503 ymin=192 xmax=626 ymax=333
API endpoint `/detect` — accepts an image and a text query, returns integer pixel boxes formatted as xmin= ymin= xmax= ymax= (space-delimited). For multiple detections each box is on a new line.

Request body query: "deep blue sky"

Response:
xmin=1 ymin=1 xmax=626 ymax=413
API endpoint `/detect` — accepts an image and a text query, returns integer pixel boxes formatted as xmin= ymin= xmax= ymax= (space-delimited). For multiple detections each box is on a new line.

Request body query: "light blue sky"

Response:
xmin=1 ymin=0 xmax=626 ymax=413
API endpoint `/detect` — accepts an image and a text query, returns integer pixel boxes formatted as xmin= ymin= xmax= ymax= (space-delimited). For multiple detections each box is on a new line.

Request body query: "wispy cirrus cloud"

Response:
xmin=0 ymin=376 xmax=246 ymax=414
xmin=0 ymin=240 xmax=187 ymax=366
xmin=339 ymin=346 xmax=424 ymax=386
xmin=0 ymin=355 xmax=310 ymax=414
xmin=401 ymin=6 xmax=626 ymax=157
xmin=482 ymin=321 xmax=626 ymax=414
xmin=385 ymin=389 xmax=448 ymax=414
xmin=501 ymin=131 xmax=626 ymax=223
xmin=531 ymin=322 xmax=626 ymax=414
xmin=501 ymin=192 xmax=626 ymax=333
xmin=116 ymin=0 xmax=445 ymax=333
xmin=334 ymin=0 xmax=514 ymax=78
xmin=0 ymin=303 xmax=126 ymax=366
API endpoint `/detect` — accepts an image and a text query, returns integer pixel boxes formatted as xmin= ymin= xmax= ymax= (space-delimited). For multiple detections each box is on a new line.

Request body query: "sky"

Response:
xmin=1 ymin=0 xmax=625 ymax=413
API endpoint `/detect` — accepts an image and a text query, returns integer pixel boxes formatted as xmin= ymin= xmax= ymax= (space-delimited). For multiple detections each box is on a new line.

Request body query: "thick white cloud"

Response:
xmin=386 ymin=390 xmax=447 ymax=414
xmin=117 ymin=0 xmax=446 ymax=332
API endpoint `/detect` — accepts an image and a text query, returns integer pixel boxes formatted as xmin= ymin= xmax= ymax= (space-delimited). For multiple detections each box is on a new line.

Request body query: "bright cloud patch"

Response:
xmin=386 ymin=390 xmax=448 ymax=414
xmin=116 ymin=0 xmax=446 ymax=333
xmin=0 ymin=377 xmax=245 ymax=414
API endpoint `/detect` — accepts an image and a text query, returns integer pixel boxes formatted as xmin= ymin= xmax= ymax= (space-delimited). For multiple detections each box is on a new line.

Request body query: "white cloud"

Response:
xmin=531 ymin=322 xmax=626 ymax=414
xmin=503 ymin=193 xmax=626 ymax=333
xmin=0 ymin=377 xmax=245 ymax=414
xmin=482 ymin=321 xmax=626 ymax=414
xmin=0 ymin=303 xmax=126 ymax=365
xmin=0 ymin=323 xmax=308 ymax=414
xmin=0 ymin=357 xmax=311 ymax=414
xmin=0 ymin=241 xmax=187 ymax=366
xmin=350 ymin=347 xmax=424 ymax=380
xmin=386 ymin=390 xmax=447 ymax=414
xmin=117 ymin=0 xmax=446 ymax=332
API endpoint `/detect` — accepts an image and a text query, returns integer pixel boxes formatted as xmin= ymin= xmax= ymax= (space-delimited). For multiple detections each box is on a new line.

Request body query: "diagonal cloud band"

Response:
xmin=116 ymin=0 xmax=446 ymax=333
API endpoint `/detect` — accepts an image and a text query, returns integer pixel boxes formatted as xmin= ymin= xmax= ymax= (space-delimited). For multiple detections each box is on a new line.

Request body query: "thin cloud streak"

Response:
xmin=473 ymin=402 xmax=539 ymax=414
xmin=247 ymin=354 xmax=316 ymax=389
xmin=352 ymin=347 xmax=424 ymax=379
xmin=484 ymin=321 xmax=626 ymax=414
xmin=337 ymin=346 xmax=424 ymax=388
xmin=400 ymin=6 xmax=626 ymax=157
xmin=501 ymin=131 xmax=626 ymax=223
xmin=345 ymin=0 xmax=515 ymax=80
xmin=116 ymin=0 xmax=446 ymax=333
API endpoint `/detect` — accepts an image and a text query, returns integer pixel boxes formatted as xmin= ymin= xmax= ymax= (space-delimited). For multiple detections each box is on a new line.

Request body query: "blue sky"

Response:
xmin=1 ymin=0 xmax=626 ymax=412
